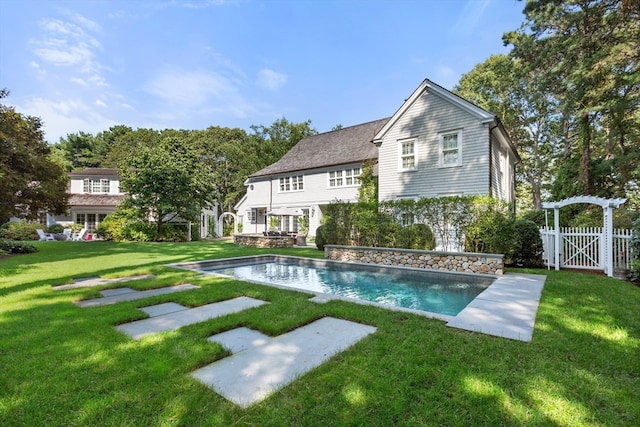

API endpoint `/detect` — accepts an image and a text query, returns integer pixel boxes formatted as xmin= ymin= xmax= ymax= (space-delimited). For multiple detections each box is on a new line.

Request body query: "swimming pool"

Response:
xmin=170 ymin=255 xmax=495 ymax=317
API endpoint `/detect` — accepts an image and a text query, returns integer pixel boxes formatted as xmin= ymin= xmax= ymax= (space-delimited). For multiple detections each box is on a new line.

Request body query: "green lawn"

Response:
xmin=1 ymin=240 xmax=638 ymax=426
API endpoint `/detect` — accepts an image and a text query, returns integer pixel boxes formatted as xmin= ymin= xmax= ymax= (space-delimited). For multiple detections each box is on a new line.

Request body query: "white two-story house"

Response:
xmin=49 ymin=167 xmax=218 ymax=239
xmin=48 ymin=168 xmax=125 ymax=233
xmin=235 ymin=79 xmax=520 ymax=237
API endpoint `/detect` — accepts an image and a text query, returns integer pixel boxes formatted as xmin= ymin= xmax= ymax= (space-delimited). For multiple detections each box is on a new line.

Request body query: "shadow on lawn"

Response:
xmin=3 ymin=249 xmax=637 ymax=425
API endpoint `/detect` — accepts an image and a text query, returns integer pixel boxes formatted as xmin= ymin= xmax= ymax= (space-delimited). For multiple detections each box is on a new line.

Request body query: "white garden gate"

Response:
xmin=541 ymin=196 xmax=628 ymax=277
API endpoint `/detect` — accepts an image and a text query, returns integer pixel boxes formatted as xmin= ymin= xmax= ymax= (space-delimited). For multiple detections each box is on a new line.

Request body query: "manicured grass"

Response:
xmin=1 ymin=240 xmax=638 ymax=426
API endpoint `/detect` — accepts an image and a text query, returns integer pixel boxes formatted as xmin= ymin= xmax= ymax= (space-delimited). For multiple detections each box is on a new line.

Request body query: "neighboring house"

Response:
xmin=236 ymin=78 xmax=520 ymax=237
xmin=48 ymin=168 xmax=125 ymax=233
xmin=49 ymin=168 xmax=218 ymax=238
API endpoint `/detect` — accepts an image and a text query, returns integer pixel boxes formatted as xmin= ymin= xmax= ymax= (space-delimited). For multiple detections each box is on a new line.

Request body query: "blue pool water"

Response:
xmin=203 ymin=261 xmax=493 ymax=316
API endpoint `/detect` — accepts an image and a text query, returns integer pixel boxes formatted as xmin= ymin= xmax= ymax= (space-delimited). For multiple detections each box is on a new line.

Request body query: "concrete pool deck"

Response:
xmin=446 ymin=272 xmax=546 ymax=342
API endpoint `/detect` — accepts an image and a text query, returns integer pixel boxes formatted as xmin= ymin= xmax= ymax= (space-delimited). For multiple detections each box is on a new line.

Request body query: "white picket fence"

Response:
xmin=540 ymin=227 xmax=633 ymax=271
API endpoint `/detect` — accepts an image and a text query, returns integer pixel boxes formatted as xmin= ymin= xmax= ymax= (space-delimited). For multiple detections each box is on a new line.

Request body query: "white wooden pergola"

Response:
xmin=541 ymin=196 xmax=627 ymax=277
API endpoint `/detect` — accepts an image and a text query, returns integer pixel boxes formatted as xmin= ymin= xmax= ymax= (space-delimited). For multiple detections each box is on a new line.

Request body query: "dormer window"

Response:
xmin=83 ymin=179 xmax=110 ymax=194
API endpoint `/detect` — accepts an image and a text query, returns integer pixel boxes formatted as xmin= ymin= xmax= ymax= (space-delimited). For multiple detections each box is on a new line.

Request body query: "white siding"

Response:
xmin=237 ymin=164 xmax=363 ymax=236
xmin=489 ymin=133 xmax=516 ymax=204
xmin=68 ymin=176 xmax=122 ymax=194
xmin=377 ymin=89 xmax=490 ymax=201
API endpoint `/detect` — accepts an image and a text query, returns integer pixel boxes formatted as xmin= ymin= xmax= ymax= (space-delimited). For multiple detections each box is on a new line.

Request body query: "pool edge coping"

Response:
xmin=167 ymin=255 xmax=546 ymax=342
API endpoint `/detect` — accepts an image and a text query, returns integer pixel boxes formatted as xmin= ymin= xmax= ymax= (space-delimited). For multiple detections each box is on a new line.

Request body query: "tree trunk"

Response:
xmin=579 ymin=113 xmax=593 ymax=195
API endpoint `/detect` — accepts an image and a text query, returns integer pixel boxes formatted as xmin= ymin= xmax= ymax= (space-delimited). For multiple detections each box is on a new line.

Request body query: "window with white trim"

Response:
xmin=328 ymin=167 xmax=361 ymax=188
xmin=279 ymin=175 xmax=303 ymax=192
xmin=83 ymin=178 xmax=111 ymax=194
xmin=439 ymin=131 xmax=462 ymax=167
xmin=399 ymin=139 xmax=416 ymax=171
xmin=247 ymin=208 xmax=257 ymax=224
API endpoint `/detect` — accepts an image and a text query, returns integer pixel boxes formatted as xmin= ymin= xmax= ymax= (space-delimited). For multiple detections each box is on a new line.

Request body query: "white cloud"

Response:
xmin=95 ymin=99 xmax=107 ymax=108
xmin=17 ymin=97 xmax=117 ymax=143
xmin=257 ymin=68 xmax=287 ymax=91
xmin=144 ymin=69 xmax=239 ymax=105
xmin=31 ymin=15 xmax=107 ymax=82
xmin=71 ymin=77 xmax=88 ymax=87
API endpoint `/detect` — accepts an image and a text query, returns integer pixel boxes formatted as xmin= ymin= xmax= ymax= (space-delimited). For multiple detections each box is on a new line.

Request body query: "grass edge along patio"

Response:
xmin=1 ymin=240 xmax=638 ymax=426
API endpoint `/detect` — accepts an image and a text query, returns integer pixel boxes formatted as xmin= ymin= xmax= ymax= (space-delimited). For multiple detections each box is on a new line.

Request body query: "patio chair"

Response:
xmin=36 ymin=229 xmax=55 ymax=241
xmin=73 ymin=228 xmax=88 ymax=241
xmin=62 ymin=229 xmax=72 ymax=240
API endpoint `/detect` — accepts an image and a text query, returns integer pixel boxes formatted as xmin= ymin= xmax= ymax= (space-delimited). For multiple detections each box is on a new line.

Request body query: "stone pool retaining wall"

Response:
xmin=324 ymin=245 xmax=504 ymax=276
xmin=234 ymin=234 xmax=295 ymax=248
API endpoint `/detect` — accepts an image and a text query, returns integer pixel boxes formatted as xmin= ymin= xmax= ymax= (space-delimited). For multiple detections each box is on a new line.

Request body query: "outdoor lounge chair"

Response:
xmin=62 ymin=229 xmax=72 ymax=240
xmin=36 ymin=229 xmax=55 ymax=241
xmin=73 ymin=228 xmax=88 ymax=241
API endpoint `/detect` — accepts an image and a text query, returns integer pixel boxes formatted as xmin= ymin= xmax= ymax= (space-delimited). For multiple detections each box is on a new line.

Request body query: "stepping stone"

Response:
xmin=208 ymin=327 xmax=271 ymax=353
xmin=100 ymin=288 xmax=137 ymax=297
xmin=192 ymin=317 xmax=377 ymax=408
xmin=116 ymin=297 xmax=268 ymax=339
xmin=76 ymin=284 xmax=200 ymax=308
xmin=141 ymin=302 xmax=187 ymax=317
xmin=53 ymin=274 xmax=156 ymax=290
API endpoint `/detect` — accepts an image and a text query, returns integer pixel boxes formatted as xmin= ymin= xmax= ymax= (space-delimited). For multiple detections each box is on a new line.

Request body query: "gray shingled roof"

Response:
xmin=68 ymin=194 xmax=125 ymax=207
xmin=250 ymin=118 xmax=389 ymax=178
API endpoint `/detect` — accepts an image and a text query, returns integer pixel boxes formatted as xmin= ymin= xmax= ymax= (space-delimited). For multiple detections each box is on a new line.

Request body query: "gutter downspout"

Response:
xmin=488 ymin=120 xmax=499 ymax=199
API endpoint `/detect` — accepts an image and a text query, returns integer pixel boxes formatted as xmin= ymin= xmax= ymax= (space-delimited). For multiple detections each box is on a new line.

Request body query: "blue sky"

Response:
xmin=0 ymin=0 xmax=526 ymax=144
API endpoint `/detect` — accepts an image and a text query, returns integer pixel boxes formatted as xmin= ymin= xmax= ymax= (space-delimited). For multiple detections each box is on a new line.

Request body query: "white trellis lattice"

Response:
xmin=541 ymin=196 xmax=627 ymax=278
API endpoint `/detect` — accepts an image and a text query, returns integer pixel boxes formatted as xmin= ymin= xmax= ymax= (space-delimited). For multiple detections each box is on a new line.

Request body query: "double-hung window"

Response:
xmin=345 ymin=168 xmax=361 ymax=186
xmin=329 ymin=170 xmax=343 ymax=187
xmin=399 ymin=139 xmax=416 ymax=171
xmin=279 ymin=175 xmax=303 ymax=192
xmin=439 ymin=131 xmax=462 ymax=167
xmin=247 ymin=208 xmax=257 ymax=224
xmin=328 ymin=167 xmax=361 ymax=188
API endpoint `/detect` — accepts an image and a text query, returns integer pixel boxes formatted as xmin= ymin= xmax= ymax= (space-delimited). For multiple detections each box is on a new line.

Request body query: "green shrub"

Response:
xmin=396 ymin=224 xmax=436 ymax=250
xmin=512 ymin=219 xmax=544 ymax=268
xmin=0 ymin=221 xmax=42 ymax=241
xmin=464 ymin=210 xmax=516 ymax=260
xmin=96 ymin=211 xmax=187 ymax=242
xmin=518 ymin=209 xmax=545 ymax=227
xmin=0 ymin=239 xmax=38 ymax=254
xmin=47 ymin=223 xmax=65 ymax=234
xmin=628 ymin=218 xmax=640 ymax=283
xmin=315 ymin=225 xmax=327 ymax=251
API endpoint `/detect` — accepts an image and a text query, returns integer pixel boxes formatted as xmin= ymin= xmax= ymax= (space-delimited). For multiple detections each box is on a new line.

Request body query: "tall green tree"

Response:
xmin=190 ymin=126 xmax=255 ymax=213
xmin=249 ymin=117 xmax=317 ymax=166
xmin=0 ymin=89 xmax=69 ymax=223
xmin=455 ymin=54 xmax=559 ymax=210
xmin=505 ymin=0 xmax=640 ymax=199
xmin=117 ymin=135 xmax=216 ymax=232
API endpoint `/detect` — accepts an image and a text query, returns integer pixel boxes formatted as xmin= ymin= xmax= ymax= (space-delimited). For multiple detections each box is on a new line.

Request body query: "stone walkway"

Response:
xmin=115 ymin=297 xmax=268 ymax=339
xmin=56 ymin=271 xmax=545 ymax=408
xmin=75 ymin=284 xmax=200 ymax=308
xmin=192 ymin=317 xmax=377 ymax=407
xmin=53 ymin=274 xmax=156 ymax=290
